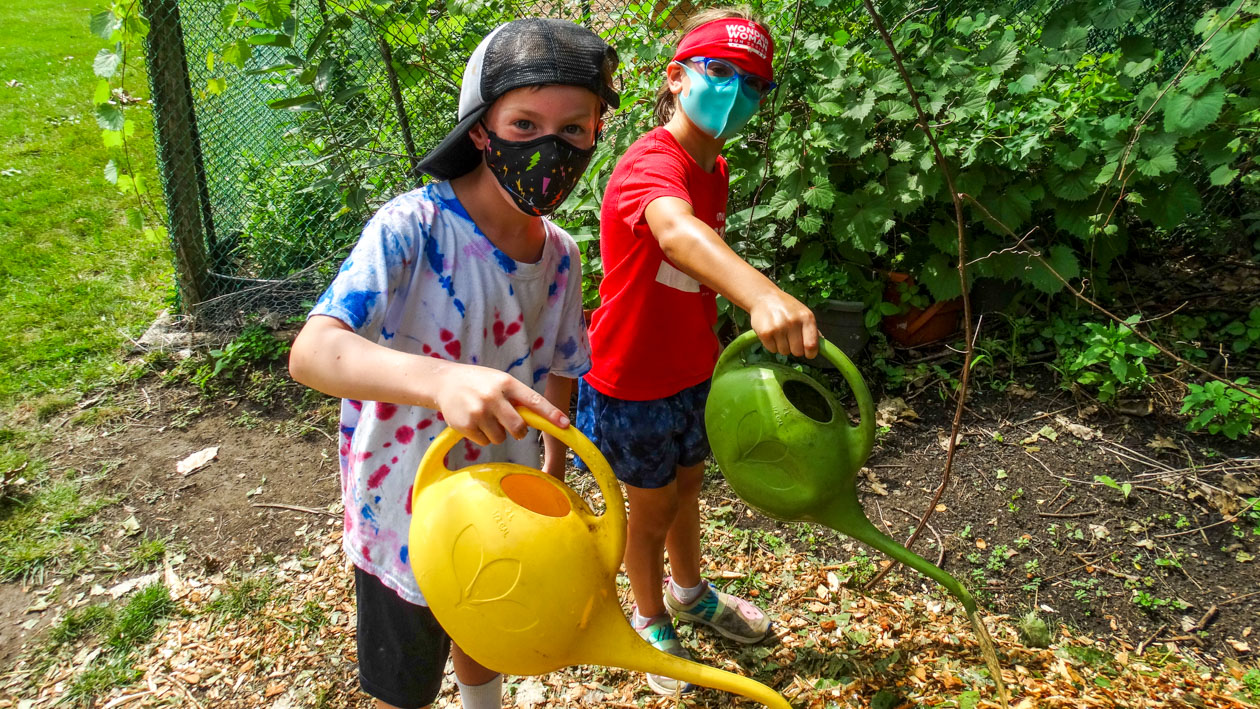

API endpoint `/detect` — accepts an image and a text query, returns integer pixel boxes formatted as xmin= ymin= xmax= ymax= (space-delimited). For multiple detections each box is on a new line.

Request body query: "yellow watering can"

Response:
xmin=408 ymin=409 xmax=791 ymax=708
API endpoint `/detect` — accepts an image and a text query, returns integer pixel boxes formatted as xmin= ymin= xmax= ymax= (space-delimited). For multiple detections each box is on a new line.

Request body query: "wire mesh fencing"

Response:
xmin=138 ymin=0 xmax=1235 ymax=328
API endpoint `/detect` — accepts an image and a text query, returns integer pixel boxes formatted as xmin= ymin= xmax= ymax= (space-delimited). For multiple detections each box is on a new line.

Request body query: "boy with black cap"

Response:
xmin=289 ymin=19 xmax=618 ymax=709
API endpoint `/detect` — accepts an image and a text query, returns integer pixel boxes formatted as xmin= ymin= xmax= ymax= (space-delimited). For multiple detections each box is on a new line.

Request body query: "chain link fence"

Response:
xmin=138 ymin=0 xmax=1222 ymax=328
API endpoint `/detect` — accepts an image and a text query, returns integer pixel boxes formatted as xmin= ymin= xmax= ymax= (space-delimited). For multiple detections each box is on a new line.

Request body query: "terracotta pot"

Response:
xmin=881 ymin=272 xmax=961 ymax=347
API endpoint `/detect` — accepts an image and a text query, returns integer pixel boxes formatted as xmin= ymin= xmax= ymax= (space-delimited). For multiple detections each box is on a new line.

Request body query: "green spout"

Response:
xmin=814 ymin=481 xmax=976 ymax=614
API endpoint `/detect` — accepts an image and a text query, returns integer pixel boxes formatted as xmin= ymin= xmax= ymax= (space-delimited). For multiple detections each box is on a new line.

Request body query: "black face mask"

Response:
xmin=482 ymin=127 xmax=596 ymax=216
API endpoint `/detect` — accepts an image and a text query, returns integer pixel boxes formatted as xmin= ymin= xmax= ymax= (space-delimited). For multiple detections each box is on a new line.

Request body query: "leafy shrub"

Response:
xmin=1180 ymin=377 xmax=1260 ymax=439
xmin=229 ymin=153 xmax=362 ymax=279
xmin=193 ymin=325 xmax=291 ymax=390
xmin=1058 ymin=316 xmax=1158 ymax=401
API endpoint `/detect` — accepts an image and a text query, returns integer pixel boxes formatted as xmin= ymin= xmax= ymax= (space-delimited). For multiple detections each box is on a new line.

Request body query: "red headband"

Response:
xmin=672 ymin=19 xmax=774 ymax=80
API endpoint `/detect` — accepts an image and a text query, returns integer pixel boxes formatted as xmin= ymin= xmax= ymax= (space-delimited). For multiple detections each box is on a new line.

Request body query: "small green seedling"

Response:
xmin=1094 ymin=474 xmax=1132 ymax=501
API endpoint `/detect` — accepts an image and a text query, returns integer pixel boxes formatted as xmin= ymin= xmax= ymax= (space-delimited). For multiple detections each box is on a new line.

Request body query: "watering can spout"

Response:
xmin=820 ymin=492 xmax=976 ymax=614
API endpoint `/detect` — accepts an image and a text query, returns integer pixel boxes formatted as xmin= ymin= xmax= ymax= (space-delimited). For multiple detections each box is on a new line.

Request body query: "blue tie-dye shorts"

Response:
xmin=574 ymin=378 xmax=712 ymax=489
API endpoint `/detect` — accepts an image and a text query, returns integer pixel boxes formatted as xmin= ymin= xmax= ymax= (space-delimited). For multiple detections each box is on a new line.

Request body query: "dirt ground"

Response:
xmin=1 ymin=353 xmax=1258 ymax=705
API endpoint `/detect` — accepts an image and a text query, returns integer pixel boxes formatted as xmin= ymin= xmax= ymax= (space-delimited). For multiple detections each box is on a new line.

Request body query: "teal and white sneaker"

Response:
xmin=664 ymin=578 xmax=772 ymax=644
xmin=633 ymin=609 xmax=696 ymax=696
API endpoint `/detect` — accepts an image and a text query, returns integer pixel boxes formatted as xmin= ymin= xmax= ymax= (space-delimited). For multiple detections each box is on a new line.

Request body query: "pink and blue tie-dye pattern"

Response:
xmin=310 ymin=181 xmax=591 ymax=605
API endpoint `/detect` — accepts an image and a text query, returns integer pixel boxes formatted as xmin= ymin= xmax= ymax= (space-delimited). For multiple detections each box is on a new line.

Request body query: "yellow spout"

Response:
xmin=578 ymin=606 xmax=790 ymax=709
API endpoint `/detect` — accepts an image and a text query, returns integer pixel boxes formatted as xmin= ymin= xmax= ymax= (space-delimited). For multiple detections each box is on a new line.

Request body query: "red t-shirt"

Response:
xmin=584 ymin=127 xmax=730 ymax=401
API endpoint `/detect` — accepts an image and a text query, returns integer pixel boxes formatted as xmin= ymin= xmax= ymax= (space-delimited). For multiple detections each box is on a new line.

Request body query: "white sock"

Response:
xmin=670 ymin=578 xmax=707 ymax=605
xmin=456 ymin=674 xmax=502 ymax=709
xmin=632 ymin=607 xmax=654 ymax=629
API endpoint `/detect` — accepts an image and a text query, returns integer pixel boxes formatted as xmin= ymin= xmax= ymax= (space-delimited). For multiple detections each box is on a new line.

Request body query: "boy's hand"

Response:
xmin=434 ymin=365 xmax=569 ymax=446
xmin=750 ymin=292 xmax=820 ymax=359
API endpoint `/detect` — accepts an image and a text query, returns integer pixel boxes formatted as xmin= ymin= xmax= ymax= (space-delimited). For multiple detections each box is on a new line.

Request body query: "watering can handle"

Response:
xmin=413 ymin=408 xmax=627 ymax=568
xmin=714 ymin=331 xmax=877 ymax=458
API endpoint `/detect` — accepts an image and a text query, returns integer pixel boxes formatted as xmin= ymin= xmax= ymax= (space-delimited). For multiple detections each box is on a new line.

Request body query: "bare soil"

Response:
xmin=1 ymin=357 xmax=1257 ymax=679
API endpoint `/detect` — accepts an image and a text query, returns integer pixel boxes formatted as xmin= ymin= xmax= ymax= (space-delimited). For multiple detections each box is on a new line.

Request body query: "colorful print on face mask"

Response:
xmin=482 ymin=128 xmax=596 ymax=217
xmin=677 ymin=64 xmax=761 ymax=141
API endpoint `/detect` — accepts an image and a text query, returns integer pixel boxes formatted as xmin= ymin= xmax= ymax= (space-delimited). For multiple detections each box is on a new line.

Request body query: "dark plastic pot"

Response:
xmin=813 ymin=300 xmax=869 ymax=366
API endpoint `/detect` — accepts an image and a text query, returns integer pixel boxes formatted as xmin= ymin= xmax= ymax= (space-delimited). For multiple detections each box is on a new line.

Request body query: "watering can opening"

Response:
xmin=500 ymin=473 xmax=571 ymax=518
xmin=781 ymin=379 xmax=835 ymax=424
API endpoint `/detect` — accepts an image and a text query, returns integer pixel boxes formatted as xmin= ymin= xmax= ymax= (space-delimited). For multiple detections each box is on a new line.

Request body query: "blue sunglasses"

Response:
xmin=682 ymin=56 xmax=778 ymax=96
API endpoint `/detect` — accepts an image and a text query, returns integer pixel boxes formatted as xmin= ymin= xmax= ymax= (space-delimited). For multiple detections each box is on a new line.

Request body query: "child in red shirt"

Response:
xmin=577 ymin=8 xmax=819 ymax=695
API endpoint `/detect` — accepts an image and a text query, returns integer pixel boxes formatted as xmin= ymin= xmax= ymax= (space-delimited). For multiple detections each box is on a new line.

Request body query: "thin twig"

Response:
xmin=251 ymin=502 xmax=339 ymax=518
xmin=1136 ymin=624 xmax=1168 ymax=655
xmin=1220 ymin=589 xmax=1260 ymax=607
xmin=860 ymin=0 xmax=977 ymax=597
xmin=1035 ymin=509 xmax=1099 ymax=519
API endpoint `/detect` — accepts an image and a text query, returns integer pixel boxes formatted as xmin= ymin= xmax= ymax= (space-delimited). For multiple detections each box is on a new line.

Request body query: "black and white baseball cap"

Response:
xmin=416 ymin=18 xmax=620 ymax=181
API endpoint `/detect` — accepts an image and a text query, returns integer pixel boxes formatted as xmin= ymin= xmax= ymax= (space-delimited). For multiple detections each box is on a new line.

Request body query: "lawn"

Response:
xmin=0 ymin=0 xmax=170 ymax=410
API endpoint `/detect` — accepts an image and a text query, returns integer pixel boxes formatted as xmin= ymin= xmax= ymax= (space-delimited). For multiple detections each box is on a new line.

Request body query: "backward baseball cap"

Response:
xmin=416 ymin=18 xmax=620 ymax=181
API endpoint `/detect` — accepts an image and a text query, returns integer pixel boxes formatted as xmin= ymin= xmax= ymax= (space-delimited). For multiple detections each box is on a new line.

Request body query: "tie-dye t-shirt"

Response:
xmin=309 ymin=180 xmax=591 ymax=605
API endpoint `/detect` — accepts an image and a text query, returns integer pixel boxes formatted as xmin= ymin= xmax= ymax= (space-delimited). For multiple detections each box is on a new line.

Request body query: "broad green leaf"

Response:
xmin=247 ymin=33 xmax=293 ymax=47
xmin=314 ymin=58 xmax=337 ymax=93
xmin=890 ymin=139 xmax=916 ymax=162
xmin=90 ymin=10 xmax=118 ymax=39
xmin=95 ymin=103 xmax=124 ymax=131
xmin=1135 ymin=133 xmax=1177 ymax=176
xmin=1088 ymin=0 xmax=1143 ymax=30
xmin=1009 ymin=73 xmax=1040 ymax=94
xmin=867 ymin=68 xmax=902 ymax=95
xmin=206 ymin=77 xmax=227 ymax=95
xmin=843 ymin=90 xmax=875 ymax=120
xmin=979 ymin=40 xmax=1019 ymax=74
xmin=222 ymin=39 xmax=252 ymax=69
xmin=103 ymin=159 xmax=118 ymax=184
xmin=981 ymin=186 xmax=1032 ymax=234
xmin=1138 ymin=177 xmax=1201 ymax=230
xmin=1046 ymin=165 xmax=1094 ymax=201
xmin=769 ymin=190 xmax=799 ymax=220
xmin=813 ymin=100 xmax=843 ymax=116
xmin=332 ymin=85 xmax=367 ymax=103
xmin=125 ymin=208 xmax=144 ymax=230
xmin=93 ymin=79 xmax=111 ymax=105
xmin=101 ymin=129 xmax=123 ymax=148
xmin=1210 ymin=164 xmax=1239 ymax=185
xmin=919 ymin=252 xmax=964 ymax=300
xmin=1207 ymin=19 xmax=1260 ymax=68
xmin=1054 ymin=145 xmax=1088 ymax=170
xmin=220 ymin=3 xmax=240 ymax=27
xmin=93 ymin=48 xmax=121 ymax=78
xmin=256 ymin=0 xmax=292 ymax=27
xmin=798 ymin=211 xmax=824 ymax=235
xmin=1163 ymin=82 xmax=1226 ymax=134
xmin=803 ymin=182 xmax=837 ymax=209
xmin=874 ymin=99 xmax=915 ymax=121
xmin=268 ymin=93 xmax=318 ymax=110
xmin=1025 ymin=245 xmax=1080 ymax=294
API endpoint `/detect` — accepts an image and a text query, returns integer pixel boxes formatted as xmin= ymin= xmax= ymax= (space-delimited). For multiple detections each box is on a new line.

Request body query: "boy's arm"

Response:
xmin=289 ymin=315 xmax=569 ymax=445
xmin=644 ymin=196 xmax=819 ymax=359
xmin=540 ymin=374 xmax=575 ymax=481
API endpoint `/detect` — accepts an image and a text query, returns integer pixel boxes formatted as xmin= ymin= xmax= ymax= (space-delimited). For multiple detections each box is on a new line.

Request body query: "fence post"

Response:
xmin=140 ymin=0 xmax=212 ymax=308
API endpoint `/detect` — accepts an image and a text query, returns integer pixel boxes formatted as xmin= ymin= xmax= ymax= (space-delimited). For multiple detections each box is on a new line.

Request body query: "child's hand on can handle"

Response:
xmin=434 ymin=365 xmax=570 ymax=446
xmin=750 ymin=291 xmax=820 ymax=360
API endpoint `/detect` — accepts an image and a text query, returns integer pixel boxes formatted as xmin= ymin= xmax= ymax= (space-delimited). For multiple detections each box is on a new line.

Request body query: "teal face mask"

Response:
xmin=677 ymin=64 xmax=761 ymax=140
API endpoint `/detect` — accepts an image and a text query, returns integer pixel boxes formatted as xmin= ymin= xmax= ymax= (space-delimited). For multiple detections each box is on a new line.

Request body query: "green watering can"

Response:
xmin=705 ymin=331 xmax=1009 ymax=706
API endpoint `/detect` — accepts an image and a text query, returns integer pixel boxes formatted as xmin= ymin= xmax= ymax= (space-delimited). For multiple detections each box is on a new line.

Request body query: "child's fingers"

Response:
xmin=801 ymin=319 xmax=820 ymax=359
xmin=507 ymin=381 xmax=570 ymax=429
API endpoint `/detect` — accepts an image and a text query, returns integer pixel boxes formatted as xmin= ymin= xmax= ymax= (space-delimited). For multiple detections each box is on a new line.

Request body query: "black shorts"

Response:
xmin=355 ymin=567 xmax=450 ymax=709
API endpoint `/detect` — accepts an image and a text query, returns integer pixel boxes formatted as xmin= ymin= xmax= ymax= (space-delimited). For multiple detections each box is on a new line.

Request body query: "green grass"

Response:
xmin=206 ymin=575 xmax=277 ymax=619
xmin=0 ymin=0 xmax=171 ymax=408
xmin=0 ymin=476 xmax=115 ymax=581
xmin=50 ymin=584 xmax=176 ymax=702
